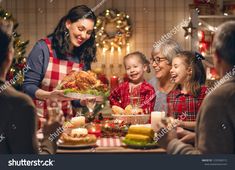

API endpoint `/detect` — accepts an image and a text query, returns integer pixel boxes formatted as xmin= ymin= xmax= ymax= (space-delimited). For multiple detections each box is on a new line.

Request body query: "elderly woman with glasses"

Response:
xmin=149 ymin=39 xmax=182 ymax=112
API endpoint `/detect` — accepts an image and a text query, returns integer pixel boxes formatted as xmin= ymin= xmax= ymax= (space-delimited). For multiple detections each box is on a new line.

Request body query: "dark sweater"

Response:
xmin=0 ymin=80 xmax=55 ymax=154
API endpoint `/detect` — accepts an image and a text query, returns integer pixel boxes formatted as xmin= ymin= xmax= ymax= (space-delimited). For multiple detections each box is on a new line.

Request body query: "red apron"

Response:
xmin=34 ymin=38 xmax=83 ymax=117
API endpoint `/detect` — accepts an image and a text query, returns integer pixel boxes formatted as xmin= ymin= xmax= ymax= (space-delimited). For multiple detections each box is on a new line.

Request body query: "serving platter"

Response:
xmin=64 ymin=92 xmax=95 ymax=99
xmin=57 ymin=140 xmax=97 ymax=149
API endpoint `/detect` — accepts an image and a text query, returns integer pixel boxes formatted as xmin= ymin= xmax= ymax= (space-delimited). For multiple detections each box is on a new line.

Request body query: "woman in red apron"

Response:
xmin=23 ymin=5 xmax=97 ymax=118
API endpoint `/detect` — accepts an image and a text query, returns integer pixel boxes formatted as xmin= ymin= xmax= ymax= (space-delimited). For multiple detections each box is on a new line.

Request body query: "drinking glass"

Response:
xmin=85 ymin=96 xmax=97 ymax=122
xmin=46 ymin=99 xmax=61 ymax=123
xmin=129 ymin=85 xmax=141 ymax=114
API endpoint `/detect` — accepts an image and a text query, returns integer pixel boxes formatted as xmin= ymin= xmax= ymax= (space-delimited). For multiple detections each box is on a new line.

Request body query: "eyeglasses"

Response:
xmin=150 ymin=56 xmax=167 ymax=64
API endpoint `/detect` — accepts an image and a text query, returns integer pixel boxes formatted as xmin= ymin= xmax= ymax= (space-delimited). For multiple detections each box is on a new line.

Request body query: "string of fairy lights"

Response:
xmin=0 ymin=6 xmax=29 ymax=89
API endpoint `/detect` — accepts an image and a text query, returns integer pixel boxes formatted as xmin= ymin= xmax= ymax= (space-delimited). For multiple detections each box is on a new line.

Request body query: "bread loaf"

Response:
xmin=112 ymin=105 xmax=125 ymax=115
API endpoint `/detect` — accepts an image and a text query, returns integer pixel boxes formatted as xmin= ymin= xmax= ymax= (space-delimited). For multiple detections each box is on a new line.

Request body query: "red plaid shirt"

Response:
xmin=109 ymin=81 xmax=156 ymax=113
xmin=167 ymin=86 xmax=207 ymax=121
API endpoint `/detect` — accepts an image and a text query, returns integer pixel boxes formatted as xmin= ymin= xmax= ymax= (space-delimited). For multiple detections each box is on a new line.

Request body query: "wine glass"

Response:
xmin=85 ymin=96 xmax=97 ymax=122
xmin=129 ymin=85 xmax=141 ymax=114
xmin=46 ymin=99 xmax=61 ymax=123
xmin=36 ymin=101 xmax=47 ymax=131
xmin=74 ymin=107 xmax=83 ymax=117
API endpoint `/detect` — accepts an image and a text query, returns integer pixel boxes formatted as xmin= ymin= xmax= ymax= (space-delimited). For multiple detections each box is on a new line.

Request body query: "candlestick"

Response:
xmin=118 ymin=47 xmax=122 ymax=65
xmin=118 ymin=64 xmax=122 ymax=76
xmin=110 ymin=46 xmax=114 ymax=65
xmin=126 ymin=43 xmax=130 ymax=54
xmin=110 ymin=75 xmax=119 ymax=91
xmin=102 ymin=48 xmax=106 ymax=64
xmin=101 ymin=64 xmax=106 ymax=74
xmin=151 ymin=111 xmax=166 ymax=132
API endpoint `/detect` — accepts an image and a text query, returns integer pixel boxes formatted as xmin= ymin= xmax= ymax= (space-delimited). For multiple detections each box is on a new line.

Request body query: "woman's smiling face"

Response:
xmin=151 ymin=51 xmax=172 ymax=80
xmin=66 ymin=18 xmax=94 ymax=47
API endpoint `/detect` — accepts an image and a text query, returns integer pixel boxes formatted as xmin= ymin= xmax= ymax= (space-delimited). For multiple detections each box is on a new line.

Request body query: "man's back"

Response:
xmin=196 ymin=76 xmax=235 ymax=154
xmin=0 ymin=80 xmax=38 ymax=153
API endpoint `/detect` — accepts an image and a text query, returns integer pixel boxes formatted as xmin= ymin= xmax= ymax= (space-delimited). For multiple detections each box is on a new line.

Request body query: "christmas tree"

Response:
xmin=0 ymin=6 xmax=29 ymax=90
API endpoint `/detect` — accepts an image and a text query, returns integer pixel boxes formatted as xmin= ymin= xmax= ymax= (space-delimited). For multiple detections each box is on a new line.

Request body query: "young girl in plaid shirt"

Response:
xmin=167 ymin=51 xmax=207 ymax=130
xmin=109 ymin=51 xmax=156 ymax=113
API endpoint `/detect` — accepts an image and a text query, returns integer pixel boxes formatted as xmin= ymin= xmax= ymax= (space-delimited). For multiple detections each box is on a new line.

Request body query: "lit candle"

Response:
xmin=126 ymin=43 xmax=130 ymax=55
xmin=102 ymin=48 xmax=106 ymax=64
xmin=118 ymin=47 xmax=122 ymax=65
xmin=88 ymin=125 xmax=101 ymax=137
xmin=151 ymin=111 xmax=166 ymax=132
xmin=104 ymin=123 xmax=109 ymax=128
xmin=110 ymin=75 xmax=119 ymax=90
xmin=110 ymin=46 xmax=114 ymax=65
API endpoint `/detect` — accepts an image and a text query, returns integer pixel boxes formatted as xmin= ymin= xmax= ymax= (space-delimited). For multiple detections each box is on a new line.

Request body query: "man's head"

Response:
xmin=212 ymin=21 xmax=235 ymax=76
xmin=0 ymin=19 xmax=14 ymax=74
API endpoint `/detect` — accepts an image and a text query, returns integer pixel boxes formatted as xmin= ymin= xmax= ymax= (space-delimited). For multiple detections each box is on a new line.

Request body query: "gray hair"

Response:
xmin=152 ymin=39 xmax=182 ymax=64
xmin=212 ymin=21 xmax=235 ymax=66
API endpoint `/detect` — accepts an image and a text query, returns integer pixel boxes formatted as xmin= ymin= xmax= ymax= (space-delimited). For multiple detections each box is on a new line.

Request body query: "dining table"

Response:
xmin=39 ymin=103 xmax=166 ymax=154
xmin=56 ymin=137 xmax=166 ymax=154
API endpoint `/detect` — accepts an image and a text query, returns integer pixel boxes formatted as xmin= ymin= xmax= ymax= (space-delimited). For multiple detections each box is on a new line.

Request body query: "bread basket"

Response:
xmin=112 ymin=114 xmax=150 ymax=125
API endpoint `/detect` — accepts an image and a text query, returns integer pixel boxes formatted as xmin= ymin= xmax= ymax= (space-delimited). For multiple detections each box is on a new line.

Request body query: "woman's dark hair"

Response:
xmin=123 ymin=51 xmax=151 ymax=73
xmin=50 ymin=5 xmax=97 ymax=65
xmin=0 ymin=19 xmax=13 ymax=68
xmin=175 ymin=51 xmax=206 ymax=97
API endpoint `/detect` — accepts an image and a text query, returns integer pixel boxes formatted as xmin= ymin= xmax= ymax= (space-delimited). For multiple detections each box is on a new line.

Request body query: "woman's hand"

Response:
xmin=49 ymin=90 xmax=74 ymax=101
xmin=35 ymin=89 xmax=74 ymax=101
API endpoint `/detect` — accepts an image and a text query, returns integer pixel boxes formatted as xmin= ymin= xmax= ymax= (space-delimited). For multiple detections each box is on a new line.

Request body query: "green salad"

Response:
xmin=122 ymin=138 xmax=158 ymax=146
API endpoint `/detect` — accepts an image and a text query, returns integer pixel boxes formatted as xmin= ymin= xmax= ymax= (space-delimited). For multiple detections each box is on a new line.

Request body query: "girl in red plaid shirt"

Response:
xmin=168 ymin=51 xmax=207 ymax=130
xmin=109 ymin=52 xmax=156 ymax=113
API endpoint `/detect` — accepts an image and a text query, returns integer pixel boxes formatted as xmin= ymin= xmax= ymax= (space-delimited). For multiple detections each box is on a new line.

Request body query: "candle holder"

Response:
xmin=110 ymin=64 xmax=114 ymax=71
xmin=86 ymin=123 xmax=101 ymax=138
xmin=101 ymin=64 xmax=106 ymax=74
xmin=118 ymin=64 xmax=123 ymax=76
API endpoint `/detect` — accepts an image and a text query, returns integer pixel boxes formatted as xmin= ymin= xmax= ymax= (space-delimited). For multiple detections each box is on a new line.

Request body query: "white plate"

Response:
xmin=64 ymin=92 xmax=95 ymax=99
xmin=57 ymin=140 xmax=97 ymax=149
xmin=124 ymin=143 xmax=159 ymax=149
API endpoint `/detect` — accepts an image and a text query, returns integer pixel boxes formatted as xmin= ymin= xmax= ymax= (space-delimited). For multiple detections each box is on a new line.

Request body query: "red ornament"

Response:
xmin=199 ymin=41 xmax=210 ymax=53
xmin=198 ymin=30 xmax=205 ymax=41
xmin=17 ymin=63 xmax=26 ymax=69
